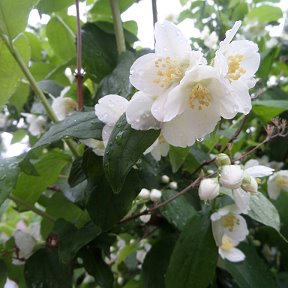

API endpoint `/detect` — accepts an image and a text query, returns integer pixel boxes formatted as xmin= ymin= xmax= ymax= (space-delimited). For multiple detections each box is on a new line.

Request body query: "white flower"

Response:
xmin=52 ymin=97 xmax=77 ymax=120
xmin=80 ymin=139 xmax=105 ymax=156
xmin=211 ymin=205 xmax=249 ymax=246
xmin=140 ymin=214 xmax=151 ymax=223
xmin=218 ymin=234 xmax=245 ymax=262
xmin=267 ymin=170 xmax=288 ymax=200
xmin=214 ymin=21 xmax=260 ymax=115
xmin=4 ymin=278 xmax=18 ymax=288
xmin=138 ymin=188 xmax=150 ymax=200
xmin=150 ymin=188 xmax=162 ymax=202
xmin=95 ymin=95 xmax=128 ymax=146
xmin=220 ymin=165 xmax=244 ymax=189
xmin=129 ymin=20 xmax=206 ymax=121
xmin=169 ymin=181 xmax=178 ymax=190
xmin=161 ymin=175 xmax=170 ymax=183
xmin=144 ymin=134 xmax=169 ymax=161
xmin=22 ymin=113 xmax=46 ymax=136
xmin=198 ymin=178 xmax=220 ymax=201
xmin=202 ymin=26 xmax=219 ymax=49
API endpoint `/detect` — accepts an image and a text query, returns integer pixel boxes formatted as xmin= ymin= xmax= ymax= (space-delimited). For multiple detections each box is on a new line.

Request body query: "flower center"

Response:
xmin=221 ymin=214 xmax=240 ymax=232
xmin=275 ymin=175 xmax=288 ymax=189
xmin=227 ymin=53 xmax=246 ymax=81
xmin=153 ymin=57 xmax=185 ymax=88
xmin=189 ymin=83 xmax=212 ymax=110
xmin=221 ymin=235 xmax=234 ymax=251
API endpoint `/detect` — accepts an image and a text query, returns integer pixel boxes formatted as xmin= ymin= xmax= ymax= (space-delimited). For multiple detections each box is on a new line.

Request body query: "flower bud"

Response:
xmin=161 ymin=175 xmax=170 ymax=183
xmin=216 ymin=153 xmax=231 ymax=167
xmin=198 ymin=178 xmax=220 ymax=201
xmin=169 ymin=181 xmax=178 ymax=190
xmin=139 ymin=214 xmax=151 ymax=223
xmin=138 ymin=188 xmax=150 ymax=200
xmin=220 ymin=165 xmax=244 ymax=189
xmin=241 ymin=175 xmax=258 ymax=193
xmin=150 ymin=189 xmax=162 ymax=202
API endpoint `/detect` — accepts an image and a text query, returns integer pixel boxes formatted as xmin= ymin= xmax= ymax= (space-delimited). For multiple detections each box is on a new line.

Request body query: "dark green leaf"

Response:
xmin=248 ymin=192 xmax=280 ymax=231
xmin=33 ymin=111 xmax=104 ymax=150
xmin=104 ymin=114 xmax=160 ymax=193
xmin=96 ymin=51 xmax=136 ymax=100
xmin=37 ymin=0 xmax=74 ymax=14
xmin=160 ymin=190 xmax=198 ymax=231
xmin=0 ymin=34 xmax=30 ymax=108
xmin=0 ymin=260 xmax=7 ymax=287
xmin=53 ymin=219 xmax=101 ymax=263
xmin=81 ymin=247 xmax=114 ymax=288
xmin=169 ymin=146 xmax=189 ymax=173
xmin=25 ymin=248 xmax=72 ymax=288
xmin=68 ymin=157 xmax=86 ymax=188
xmin=223 ymin=242 xmax=276 ymax=288
xmin=46 ymin=16 xmax=75 ymax=61
xmin=0 ymin=156 xmax=22 ymax=206
xmin=165 ymin=214 xmax=218 ymax=288
xmin=82 ymin=23 xmax=117 ymax=82
xmin=38 ymin=80 xmax=63 ymax=96
xmin=0 ymin=0 xmax=39 ymax=39
xmin=143 ymin=234 xmax=177 ymax=288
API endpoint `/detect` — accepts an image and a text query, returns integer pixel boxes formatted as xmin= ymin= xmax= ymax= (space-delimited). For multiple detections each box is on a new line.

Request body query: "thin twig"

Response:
xmin=118 ymin=177 xmax=201 ymax=224
xmin=75 ymin=0 xmax=84 ymax=110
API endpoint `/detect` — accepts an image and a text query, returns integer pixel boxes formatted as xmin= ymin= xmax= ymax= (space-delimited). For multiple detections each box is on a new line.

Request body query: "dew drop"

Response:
xmin=196 ymin=137 xmax=204 ymax=142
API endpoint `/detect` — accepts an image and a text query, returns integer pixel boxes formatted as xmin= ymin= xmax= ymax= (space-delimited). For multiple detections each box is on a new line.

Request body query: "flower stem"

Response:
xmin=110 ymin=0 xmax=126 ymax=55
xmin=0 ymin=34 xmax=80 ymax=157
xmin=75 ymin=0 xmax=84 ymax=110
xmin=151 ymin=0 xmax=158 ymax=27
xmin=8 ymin=194 xmax=56 ymax=223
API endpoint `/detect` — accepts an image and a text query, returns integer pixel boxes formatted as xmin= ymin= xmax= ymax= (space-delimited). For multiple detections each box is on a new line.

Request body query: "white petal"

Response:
xmin=244 ymin=159 xmax=259 ymax=169
xmin=162 ymin=105 xmax=220 ymax=147
xmin=267 ymin=179 xmax=281 ymax=200
xmin=150 ymin=142 xmax=169 ymax=161
xmin=214 ymin=50 xmax=228 ymax=76
xmin=151 ymin=91 xmax=170 ymax=122
xmin=155 ymin=20 xmax=191 ymax=60
xmin=95 ymin=95 xmax=128 ymax=126
xmin=220 ymin=21 xmax=242 ymax=49
xmin=233 ymin=188 xmax=250 ymax=214
xmin=14 ymin=230 xmax=36 ymax=258
xmin=219 ymin=247 xmax=245 ymax=262
xmin=245 ymin=166 xmax=274 ymax=177
xmin=102 ymin=125 xmax=114 ymax=147
xmin=126 ymin=92 xmax=160 ymax=130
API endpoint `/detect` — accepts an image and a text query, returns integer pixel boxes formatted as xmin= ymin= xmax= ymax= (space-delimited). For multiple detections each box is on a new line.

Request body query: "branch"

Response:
xmin=110 ymin=0 xmax=126 ymax=55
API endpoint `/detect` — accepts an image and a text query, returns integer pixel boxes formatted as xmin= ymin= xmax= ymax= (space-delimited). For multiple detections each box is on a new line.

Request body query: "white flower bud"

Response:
xmin=138 ymin=188 xmax=150 ymax=200
xmin=161 ymin=175 xmax=170 ymax=183
xmin=117 ymin=277 xmax=124 ymax=285
xmin=169 ymin=181 xmax=178 ymax=190
xmin=150 ymin=189 xmax=162 ymax=202
xmin=140 ymin=214 xmax=151 ymax=223
xmin=198 ymin=178 xmax=220 ymax=201
xmin=220 ymin=165 xmax=244 ymax=189
xmin=216 ymin=153 xmax=231 ymax=167
xmin=241 ymin=175 xmax=258 ymax=193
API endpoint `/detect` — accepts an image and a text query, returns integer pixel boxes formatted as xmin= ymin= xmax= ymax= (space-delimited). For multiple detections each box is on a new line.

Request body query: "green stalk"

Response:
xmin=110 ymin=0 xmax=126 ymax=55
xmin=0 ymin=34 xmax=80 ymax=157
xmin=8 ymin=194 xmax=56 ymax=223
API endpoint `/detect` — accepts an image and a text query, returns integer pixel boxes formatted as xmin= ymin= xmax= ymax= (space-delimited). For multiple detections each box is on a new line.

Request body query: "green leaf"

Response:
xmin=24 ymin=248 xmax=72 ymax=288
xmin=253 ymin=100 xmax=288 ymax=122
xmin=13 ymin=150 xmax=71 ymax=205
xmin=0 ymin=156 xmax=22 ymax=206
xmin=169 ymin=146 xmax=189 ymax=173
xmin=223 ymin=243 xmax=276 ymax=288
xmin=53 ymin=219 xmax=101 ymax=263
xmin=0 ymin=0 xmax=39 ymax=39
xmin=96 ymin=51 xmax=136 ymax=100
xmin=165 ymin=214 xmax=218 ymax=288
xmin=246 ymin=5 xmax=282 ymax=24
xmin=160 ymin=190 xmax=198 ymax=231
xmin=0 ymin=260 xmax=7 ymax=287
xmin=9 ymin=82 xmax=30 ymax=113
xmin=248 ymin=192 xmax=280 ymax=231
xmin=46 ymin=16 xmax=75 ymax=61
xmin=82 ymin=23 xmax=117 ymax=82
xmin=81 ymin=246 xmax=114 ymax=288
xmin=33 ymin=111 xmax=104 ymax=150
xmin=143 ymin=234 xmax=177 ymax=288
xmin=104 ymin=114 xmax=160 ymax=193
xmin=68 ymin=157 xmax=86 ymax=188
xmin=37 ymin=0 xmax=74 ymax=13
xmin=0 ymin=34 xmax=30 ymax=108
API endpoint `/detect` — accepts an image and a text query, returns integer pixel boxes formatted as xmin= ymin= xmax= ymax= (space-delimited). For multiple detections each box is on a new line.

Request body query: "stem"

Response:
xmin=118 ymin=177 xmax=201 ymax=224
xmin=110 ymin=0 xmax=126 ymax=55
xmin=75 ymin=0 xmax=84 ymax=110
xmin=151 ymin=0 xmax=158 ymax=27
xmin=0 ymin=34 xmax=80 ymax=158
xmin=8 ymin=194 xmax=56 ymax=223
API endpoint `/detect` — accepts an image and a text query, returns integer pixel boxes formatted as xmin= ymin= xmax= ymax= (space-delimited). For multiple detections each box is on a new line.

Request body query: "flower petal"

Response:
xmin=220 ymin=21 xmax=242 ymax=50
xmin=126 ymin=92 xmax=160 ymax=130
xmin=233 ymin=188 xmax=250 ymax=214
xmin=102 ymin=125 xmax=114 ymax=146
xmin=95 ymin=95 xmax=128 ymax=126
xmin=245 ymin=165 xmax=274 ymax=177
xmin=267 ymin=178 xmax=281 ymax=200
xmin=219 ymin=247 xmax=245 ymax=262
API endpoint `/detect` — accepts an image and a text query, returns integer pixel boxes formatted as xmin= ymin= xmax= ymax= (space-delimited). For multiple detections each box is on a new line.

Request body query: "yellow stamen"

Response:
xmin=221 ymin=235 xmax=235 ymax=251
xmin=189 ymin=83 xmax=212 ymax=111
xmin=227 ymin=54 xmax=246 ymax=81
xmin=221 ymin=214 xmax=240 ymax=232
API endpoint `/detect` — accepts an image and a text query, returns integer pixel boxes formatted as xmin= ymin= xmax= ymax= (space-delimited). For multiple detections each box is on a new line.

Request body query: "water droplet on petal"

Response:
xmin=196 ymin=137 xmax=204 ymax=142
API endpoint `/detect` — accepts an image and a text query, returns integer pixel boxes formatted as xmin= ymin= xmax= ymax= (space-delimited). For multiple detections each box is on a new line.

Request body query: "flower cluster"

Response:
xmin=95 ymin=20 xmax=259 ymax=149
xmin=198 ymin=153 xmax=274 ymax=262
